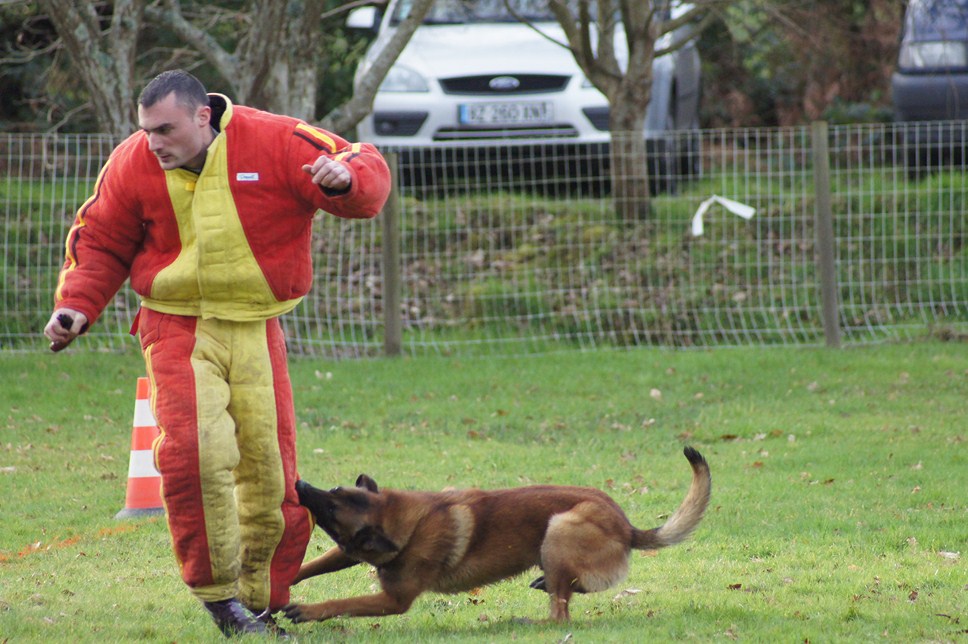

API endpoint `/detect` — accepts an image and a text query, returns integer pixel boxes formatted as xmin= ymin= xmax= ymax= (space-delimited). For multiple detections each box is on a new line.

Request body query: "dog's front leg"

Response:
xmin=282 ymin=589 xmax=417 ymax=622
xmin=293 ymin=546 xmax=360 ymax=584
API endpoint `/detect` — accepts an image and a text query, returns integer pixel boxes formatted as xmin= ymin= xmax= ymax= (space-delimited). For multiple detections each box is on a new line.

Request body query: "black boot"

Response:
xmin=251 ymin=608 xmax=289 ymax=639
xmin=203 ymin=598 xmax=268 ymax=637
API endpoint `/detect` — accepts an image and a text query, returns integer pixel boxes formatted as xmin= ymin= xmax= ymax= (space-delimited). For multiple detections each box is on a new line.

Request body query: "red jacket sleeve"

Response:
xmin=287 ymin=123 xmax=391 ymax=219
xmin=54 ymin=144 xmax=145 ymax=326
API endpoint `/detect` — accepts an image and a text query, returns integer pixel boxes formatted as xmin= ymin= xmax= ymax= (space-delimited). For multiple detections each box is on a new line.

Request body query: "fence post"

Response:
xmin=382 ymin=152 xmax=402 ymax=357
xmin=810 ymin=121 xmax=841 ymax=348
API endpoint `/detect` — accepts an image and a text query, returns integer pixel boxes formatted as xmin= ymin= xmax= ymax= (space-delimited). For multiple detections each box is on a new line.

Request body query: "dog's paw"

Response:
xmin=281 ymin=603 xmax=310 ymax=623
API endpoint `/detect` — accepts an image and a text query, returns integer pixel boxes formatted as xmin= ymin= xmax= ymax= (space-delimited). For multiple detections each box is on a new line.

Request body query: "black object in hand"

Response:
xmin=50 ymin=313 xmax=75 ymax=352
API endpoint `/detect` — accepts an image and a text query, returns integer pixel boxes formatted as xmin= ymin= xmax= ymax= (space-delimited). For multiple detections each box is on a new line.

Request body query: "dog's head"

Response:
xmin=296 ymin=475 xmax=400 ymax=565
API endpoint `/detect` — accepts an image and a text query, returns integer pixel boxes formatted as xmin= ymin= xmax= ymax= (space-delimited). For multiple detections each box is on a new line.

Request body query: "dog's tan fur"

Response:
xmin=283 ymin=447 xmax=711 ymax=623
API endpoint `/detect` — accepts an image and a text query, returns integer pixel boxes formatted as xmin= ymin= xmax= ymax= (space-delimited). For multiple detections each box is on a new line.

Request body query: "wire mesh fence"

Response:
xmin=1 ymin=123 xmax=965 ymax=357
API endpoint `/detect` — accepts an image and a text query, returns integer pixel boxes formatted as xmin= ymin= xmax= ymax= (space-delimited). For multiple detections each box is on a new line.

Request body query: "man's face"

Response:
xmin=138 ymin=92 xmax=211 ymax=171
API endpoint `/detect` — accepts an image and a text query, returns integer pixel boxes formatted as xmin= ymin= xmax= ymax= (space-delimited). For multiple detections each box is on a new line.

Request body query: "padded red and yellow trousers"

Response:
xmin=137 ymin=307 xmax=312 ymax=610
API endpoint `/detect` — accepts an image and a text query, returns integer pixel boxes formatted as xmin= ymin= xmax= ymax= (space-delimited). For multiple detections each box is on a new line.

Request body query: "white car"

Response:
xmin=349 ymin=0 xmax=702 ymax=189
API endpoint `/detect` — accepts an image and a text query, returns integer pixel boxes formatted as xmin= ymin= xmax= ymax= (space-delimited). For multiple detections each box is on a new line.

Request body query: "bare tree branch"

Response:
xmin=319 ymin=0 xmax=434 ymax=133
xmin=144 ymin=0 xmax=240 ymax=94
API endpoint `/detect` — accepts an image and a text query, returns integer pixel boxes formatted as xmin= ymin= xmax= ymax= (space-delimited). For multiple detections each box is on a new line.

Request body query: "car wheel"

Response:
xmin=901 ymin=121 xmax=968 ymax=181
xmin=648 ymin=145 xmax=676 ymax=195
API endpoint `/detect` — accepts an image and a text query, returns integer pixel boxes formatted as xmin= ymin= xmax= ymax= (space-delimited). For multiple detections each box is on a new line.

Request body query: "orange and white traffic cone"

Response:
xmin=115 ymin=377 xmax=164 ymax=519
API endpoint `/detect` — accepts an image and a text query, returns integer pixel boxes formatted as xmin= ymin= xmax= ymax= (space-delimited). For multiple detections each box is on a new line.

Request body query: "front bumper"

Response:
xmin=892 ymin=71 xmax=968 ymax=122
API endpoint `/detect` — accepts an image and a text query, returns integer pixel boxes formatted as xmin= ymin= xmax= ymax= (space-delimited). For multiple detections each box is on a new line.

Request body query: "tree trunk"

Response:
xmin=235 ymin=0 xmax=289 ymax=109
xmin=279 ymin=0 xmax=326 ymax=121
xmin=550 ymin=0 xmax=676 ymax=221
xmin=609 ymin=131 xmax=650 ymax=221
xmin=607 ymin=33 xmax=655 ymax=221
xmin=38 ymin=0 xmax=144 ymax=137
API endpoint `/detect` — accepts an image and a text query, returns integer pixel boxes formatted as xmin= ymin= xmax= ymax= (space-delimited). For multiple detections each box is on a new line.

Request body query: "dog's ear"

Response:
xmin=349 ymin=526 xmax=399 ymax=555
xmin=355 ymin=474 xmax=379 ymax=493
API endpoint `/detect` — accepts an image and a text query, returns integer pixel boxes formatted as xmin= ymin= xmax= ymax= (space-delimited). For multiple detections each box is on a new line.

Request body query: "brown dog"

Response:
xmin=283 ymin=447 xmax=711 ymax=623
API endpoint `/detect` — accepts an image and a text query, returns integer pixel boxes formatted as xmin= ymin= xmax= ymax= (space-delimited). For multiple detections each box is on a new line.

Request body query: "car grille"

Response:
xmin=439 ymin=74 xmax=570 ymax=95
xmin=433 ymin=125 xmax=580 ymax=141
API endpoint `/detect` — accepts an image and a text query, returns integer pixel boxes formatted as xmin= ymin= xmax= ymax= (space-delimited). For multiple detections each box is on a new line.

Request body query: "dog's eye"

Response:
xmin=329 ymin=486 xmax=343 ymax=494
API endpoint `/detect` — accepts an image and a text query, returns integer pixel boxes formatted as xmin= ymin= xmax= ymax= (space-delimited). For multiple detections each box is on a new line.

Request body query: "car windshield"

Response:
xmin=390 ymin=0 xmax=588 ymax=25
xmin=907 ymin=0 xmax=968 ymax=40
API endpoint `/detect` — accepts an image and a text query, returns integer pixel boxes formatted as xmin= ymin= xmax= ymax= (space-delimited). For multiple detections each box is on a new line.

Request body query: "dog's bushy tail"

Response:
xmin=631 ymin=447 xmax=711 ymax=550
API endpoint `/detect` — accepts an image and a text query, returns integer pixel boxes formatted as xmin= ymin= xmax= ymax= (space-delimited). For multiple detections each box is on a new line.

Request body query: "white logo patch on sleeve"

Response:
xmin=236 ymin=172 xmax=260 ymax=182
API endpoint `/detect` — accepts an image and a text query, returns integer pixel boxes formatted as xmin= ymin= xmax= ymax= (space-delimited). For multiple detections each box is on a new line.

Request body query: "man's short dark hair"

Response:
xmin=138 ymin=70 xmax=209 ymax=112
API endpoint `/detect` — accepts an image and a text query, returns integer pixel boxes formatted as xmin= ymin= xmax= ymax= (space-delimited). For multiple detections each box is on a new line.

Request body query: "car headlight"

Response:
xmin=379 ymin=65 xmax=430 ymax=92
xmin=899 ymin=41 xmax=968 ymax=70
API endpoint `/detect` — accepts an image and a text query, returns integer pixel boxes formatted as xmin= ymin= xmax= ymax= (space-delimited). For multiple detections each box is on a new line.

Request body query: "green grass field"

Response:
xmin=0 ymin=341 xmax=965 ymax=642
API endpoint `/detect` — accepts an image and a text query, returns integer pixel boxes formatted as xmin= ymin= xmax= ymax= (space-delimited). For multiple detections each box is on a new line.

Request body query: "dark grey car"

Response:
xmin=893 ymin=0 xmax=968 ymax=121
xmin=892 ymin=0 xmax=968 ymax=174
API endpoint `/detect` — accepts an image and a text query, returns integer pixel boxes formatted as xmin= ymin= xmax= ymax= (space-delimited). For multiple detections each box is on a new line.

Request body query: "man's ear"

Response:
xmin=196 ymin=104 xmax=212 ymax=128
xmin=349 ymin=526 xmax=398 ymax=555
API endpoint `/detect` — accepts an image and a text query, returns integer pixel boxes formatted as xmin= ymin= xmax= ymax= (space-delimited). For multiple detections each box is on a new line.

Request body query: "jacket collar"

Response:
xmin=208 ymin=93 xmax=233 ymax=132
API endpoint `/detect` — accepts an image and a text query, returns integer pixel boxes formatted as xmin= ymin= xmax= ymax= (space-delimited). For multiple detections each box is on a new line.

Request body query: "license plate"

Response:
xmin=458 ymin=101 xmax=554 ymax=126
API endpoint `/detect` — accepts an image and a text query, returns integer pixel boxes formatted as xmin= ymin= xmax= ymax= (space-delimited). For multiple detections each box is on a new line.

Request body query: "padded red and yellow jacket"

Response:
xmin=54 ymin=94 xmax=390 ymax=324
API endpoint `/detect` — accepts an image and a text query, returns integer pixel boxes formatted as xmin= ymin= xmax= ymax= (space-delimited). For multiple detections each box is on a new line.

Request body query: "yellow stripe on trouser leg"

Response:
xmin=189 ymin=317 xmax=288 ymax=608
xmin=191 ymin=319 xmax=243 ymax=602
xmin=225 ymin=320 xmax=287 ymax=611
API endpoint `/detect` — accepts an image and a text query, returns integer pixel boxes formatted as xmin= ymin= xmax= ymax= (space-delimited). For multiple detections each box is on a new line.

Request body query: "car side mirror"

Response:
xmin=347 ymin=6 xmax=380 ymax=33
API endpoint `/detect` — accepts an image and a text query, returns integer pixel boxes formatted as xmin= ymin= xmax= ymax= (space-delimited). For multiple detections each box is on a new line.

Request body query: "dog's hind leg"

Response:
xmin=539 ymin=503 xmax=631 ymax=621
xmin=531 ymin=568 xmax=591 ymax=621
xmin=537 ymin=557 xmax=601 ymax=621
xmin=549 ymin=590 xmax=573 ymax=622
